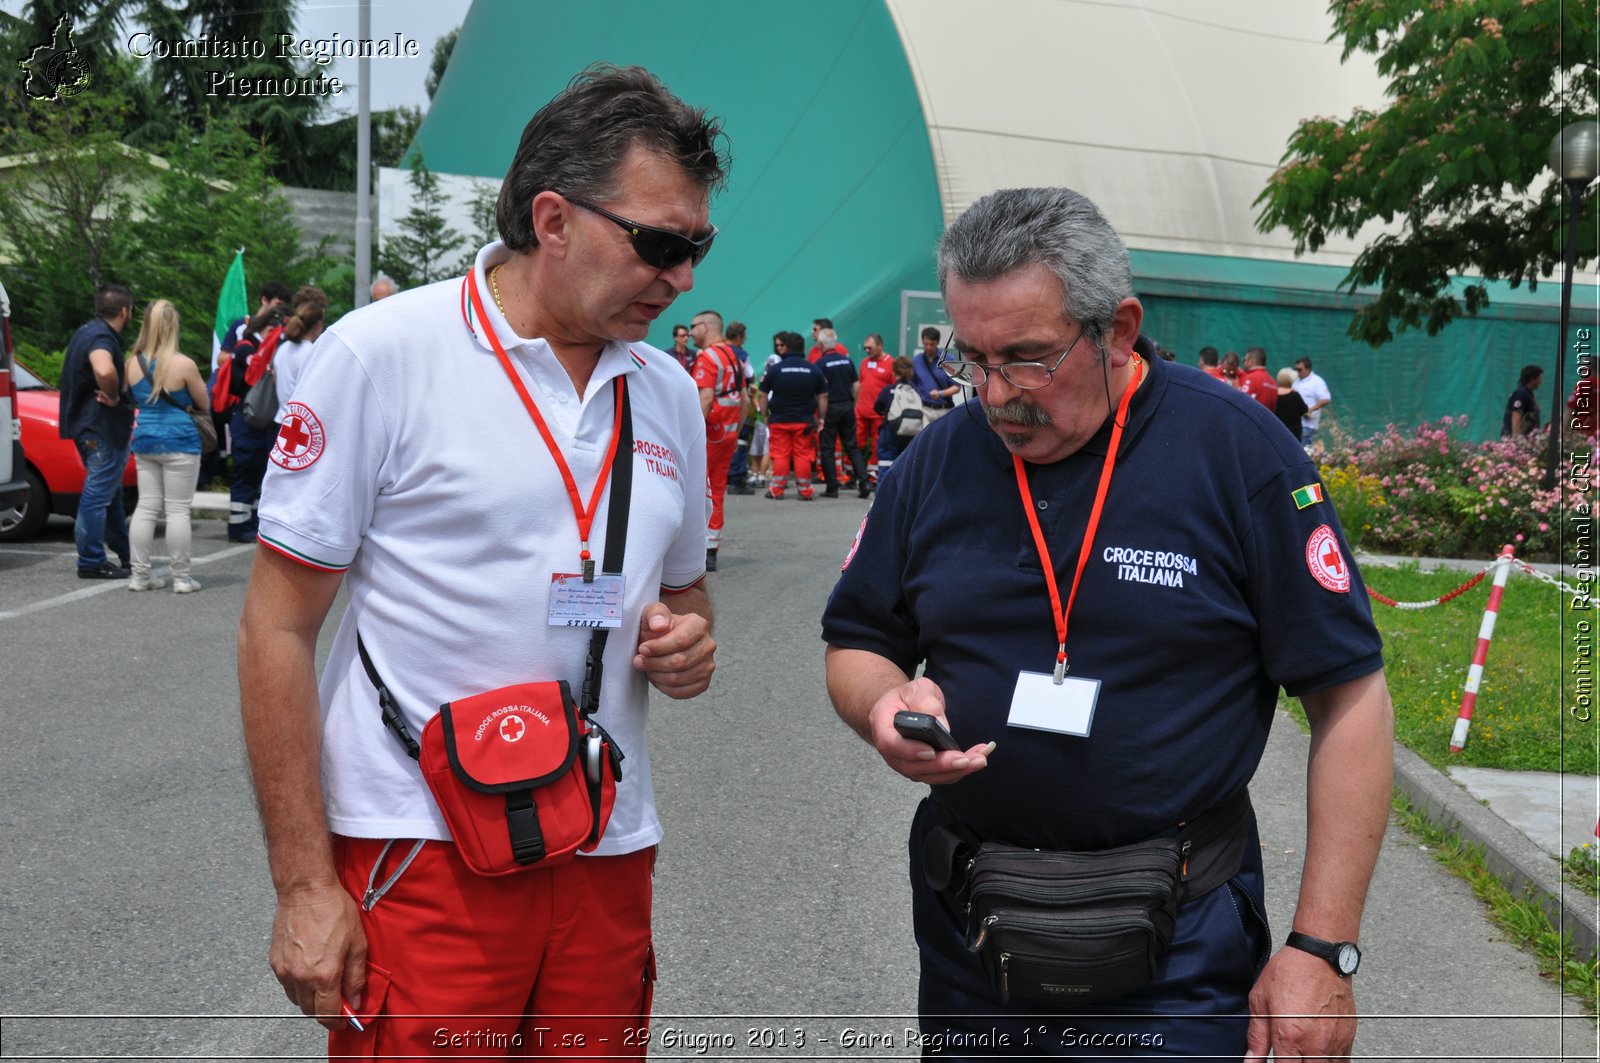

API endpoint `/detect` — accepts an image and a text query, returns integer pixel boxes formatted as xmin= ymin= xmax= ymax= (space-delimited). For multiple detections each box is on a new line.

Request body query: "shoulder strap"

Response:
xmin=360 ymin=379 xmax=635 ymax=757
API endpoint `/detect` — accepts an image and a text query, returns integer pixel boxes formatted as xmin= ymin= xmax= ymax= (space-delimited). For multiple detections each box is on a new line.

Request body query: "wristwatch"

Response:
xmin=1285 ymin=931 xmax=1361 ymax=976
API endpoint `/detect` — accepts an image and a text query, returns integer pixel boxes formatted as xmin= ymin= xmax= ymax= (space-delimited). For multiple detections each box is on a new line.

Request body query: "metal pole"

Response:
xmin=353 ymin=0 xmax=373 ymax=309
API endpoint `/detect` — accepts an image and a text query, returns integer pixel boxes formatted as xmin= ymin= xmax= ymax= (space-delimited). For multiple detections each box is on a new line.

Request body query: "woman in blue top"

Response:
xmin=124 ymin=300 xmax=210 ymax=593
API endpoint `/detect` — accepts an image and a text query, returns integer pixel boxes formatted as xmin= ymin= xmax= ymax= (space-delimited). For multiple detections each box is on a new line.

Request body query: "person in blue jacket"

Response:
xmin=822 ymin=187 xmax=1393 ymax=1060
xmin=911 ymin=325 xmax=960 ymax=416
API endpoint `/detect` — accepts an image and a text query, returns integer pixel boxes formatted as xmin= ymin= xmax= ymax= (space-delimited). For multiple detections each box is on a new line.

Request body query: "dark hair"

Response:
xmin=260 ymin=282 xmax=292 ymax=304
xmin=496 ymin=64 xmax=729 ymax=253
xmin=95 ymin=283 xmax=132 ymax=319
xmin=891 ymin=355 xmax=914 ymax=381
xmin=1296 ymin=356 xmax=1314 ymax=370
xmin=813 ymin=318 xmax=833 ymax=330
xmin=282 ymin=285 xmax=328 ymax=343
xmin=1244 ymin=346 xmax=1266 ymax=367
xmin=672 ymin=323 xmax=689 ymax=338
xmin=1519 ymin=364 xmax=1544 ymax=387
xmin=726 ymin=321 xmax=746 ymax=342
xmin=1197 ymin=346 xmax=1219 ymax=367
xmin=694 ymin=309 xmax=723 ymax=328
xmin=920 ymin=326 xmax=942 ymax=343
xmin=866 ymin=332 xmax=884 ymax=345
xmin=782 ymin=330 xmax=806 ymax=354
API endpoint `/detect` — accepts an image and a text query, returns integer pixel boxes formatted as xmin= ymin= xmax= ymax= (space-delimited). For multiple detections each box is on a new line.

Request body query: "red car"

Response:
xmin=0 ymin=360 xmax=138 ymax=541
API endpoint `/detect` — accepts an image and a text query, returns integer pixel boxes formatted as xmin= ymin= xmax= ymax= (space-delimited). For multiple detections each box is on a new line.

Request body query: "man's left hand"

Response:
xmin=633 ymin=602 xmax=715 ymax=699
xmin=1245 ymin=946 xmax=1357 ymax=1062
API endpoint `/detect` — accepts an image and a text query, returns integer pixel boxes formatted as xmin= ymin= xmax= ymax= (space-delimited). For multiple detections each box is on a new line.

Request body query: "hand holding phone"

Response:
xmin=893 ymin=710 xmax=961 ymax=752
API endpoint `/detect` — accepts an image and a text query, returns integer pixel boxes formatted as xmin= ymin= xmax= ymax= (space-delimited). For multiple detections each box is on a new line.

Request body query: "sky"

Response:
xmin=290 ymin=0 xmax=473 ymax=114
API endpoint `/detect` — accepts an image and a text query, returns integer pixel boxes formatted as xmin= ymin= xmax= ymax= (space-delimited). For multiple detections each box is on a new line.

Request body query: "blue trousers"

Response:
xmin=228 ymin=412 xmax=276 ymax=541
xmin=909 ymin=799 xmax=1270 ymax=1058
xmin=73 ymin=434 xmax=130 ymax=570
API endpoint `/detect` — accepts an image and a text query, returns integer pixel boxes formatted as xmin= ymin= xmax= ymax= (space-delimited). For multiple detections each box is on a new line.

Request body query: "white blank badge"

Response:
xmin=548 ymin=573 xmax=625 ymax=629
xmin=1007 ymin=671 xmax=1100 ymax=737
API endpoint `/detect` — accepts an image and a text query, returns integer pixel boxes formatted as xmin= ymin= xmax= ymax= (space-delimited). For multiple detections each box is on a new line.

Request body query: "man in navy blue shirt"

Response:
xmin=757 ymin=330 xmax=826 ymax=500
xmin=912 ymin=325 xmax=960 ymax=415
xmin=57 ymin=284 xmax=134 ymax=578
xmin=822 ymin=188 xmax=1392 ymax=1059
xmin=816 ymin=328 xmax=869 ymax=498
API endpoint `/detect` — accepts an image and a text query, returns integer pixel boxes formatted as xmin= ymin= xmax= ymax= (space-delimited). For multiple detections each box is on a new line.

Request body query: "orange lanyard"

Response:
xmin=1014 ymin=355 xmax=1143 ymax=682
xmin=465 ymin=270 xmax=625 ymax=580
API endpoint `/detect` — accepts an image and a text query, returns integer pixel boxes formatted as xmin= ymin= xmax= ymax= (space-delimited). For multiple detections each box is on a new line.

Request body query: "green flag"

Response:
xmin=213 ymin=250 xmax=248 ymax=351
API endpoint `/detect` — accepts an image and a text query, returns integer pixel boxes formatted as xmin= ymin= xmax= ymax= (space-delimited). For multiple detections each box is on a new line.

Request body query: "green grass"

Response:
xmin=1363 ymin=563 xmax=1596 ymax=776
xmin=1392 ymin=791 xmax=1599 ymax=1015
xmin=1566 ymin=846 xmax=1600 ymax=900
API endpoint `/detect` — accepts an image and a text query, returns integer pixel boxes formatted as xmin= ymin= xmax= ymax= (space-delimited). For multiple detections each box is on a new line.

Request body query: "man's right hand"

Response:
xmin=269 ymin=883 xmax=367 ymax=1031
xmin=867 ymin=677 xmax=994 ymax=785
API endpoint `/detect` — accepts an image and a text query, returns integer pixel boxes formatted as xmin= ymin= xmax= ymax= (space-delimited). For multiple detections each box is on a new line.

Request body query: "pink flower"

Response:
xmin=1540 ymin=522 xmax=1550 ymax=532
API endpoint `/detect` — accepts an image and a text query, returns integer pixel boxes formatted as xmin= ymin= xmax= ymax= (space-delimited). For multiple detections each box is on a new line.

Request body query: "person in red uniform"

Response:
xmin=759 ymin=330 xmax=826 ymax=499
xmin=690 ymin=308 xmax=746 ymax=570
xmin=855 ymin=333 xmax=895 ymax=485
xmin=808 ymin=317 xmax=847 ymax=363
xmin=1239 ymin=347 xmax=1278 ymax=410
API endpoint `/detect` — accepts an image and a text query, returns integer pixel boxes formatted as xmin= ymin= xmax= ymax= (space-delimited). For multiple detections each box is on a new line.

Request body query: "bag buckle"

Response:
xmin=378 ymin=686 xmax=420 ymax=760
xmin=504 ymin=792 xmax=546 ymax=865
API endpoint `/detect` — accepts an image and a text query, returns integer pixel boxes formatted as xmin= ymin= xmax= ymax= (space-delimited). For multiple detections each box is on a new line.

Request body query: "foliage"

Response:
xmin=1363 ymin=564 xmax=1582 ymax=773
xmin=126 ymin=115 xmax=338 ymax=362
xmin=0 ymin=86 xmax=145 ymax=343
xmin=1566 ymin=844 xmax=1600 ymax=899
xmin=378 ymin=155 xmax=464 ymax=290
xmin=1255 ymin=0 xmax=1600 ymax=346
xmin=14 ymin=342 xmax=64 ymax=386
xmin=0 ymin=85 xmax=330 ymax=365
xmin=1320 ymin=463 xmax=1387 ymax=551
xmin=1391 ymin=790 xmax=1599 ymax=1014
xmin=452 ymin=178 xmax=501 ymax=276
xmin=425 ymin=26 xmax=458 ymax=100
xmin=1322 ymin=416 xmax=1582 ymax=560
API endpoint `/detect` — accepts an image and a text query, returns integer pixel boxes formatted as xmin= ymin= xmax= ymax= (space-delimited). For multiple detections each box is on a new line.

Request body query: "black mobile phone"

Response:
xmin=893 ymin=710 xmax=961 ymax=753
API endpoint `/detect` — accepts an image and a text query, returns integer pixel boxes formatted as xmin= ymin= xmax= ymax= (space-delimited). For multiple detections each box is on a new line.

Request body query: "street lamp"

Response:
xmin=1544 ymin=120 xmax=1600 ymax=489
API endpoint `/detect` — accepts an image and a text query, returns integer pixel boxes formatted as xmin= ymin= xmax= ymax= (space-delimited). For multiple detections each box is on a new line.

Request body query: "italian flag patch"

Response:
xmin=1292 ymin=483 xmax=1325 ymax=510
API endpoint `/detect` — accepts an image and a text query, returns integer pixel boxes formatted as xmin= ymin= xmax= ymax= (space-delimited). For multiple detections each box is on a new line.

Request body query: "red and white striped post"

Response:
xmin=1450 ymin=544 xmax=1515 ymax=752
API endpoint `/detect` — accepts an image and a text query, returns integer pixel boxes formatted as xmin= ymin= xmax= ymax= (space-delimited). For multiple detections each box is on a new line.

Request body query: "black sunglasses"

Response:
xmin=565 ymin=196 xmax=717 ymax=270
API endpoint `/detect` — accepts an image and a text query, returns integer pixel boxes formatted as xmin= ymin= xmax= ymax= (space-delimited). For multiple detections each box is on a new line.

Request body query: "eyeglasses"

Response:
xmin=939 ymin=326 xmax=1089 ymax=391
xmin=565 ymin=196 xmax=717 ymax=270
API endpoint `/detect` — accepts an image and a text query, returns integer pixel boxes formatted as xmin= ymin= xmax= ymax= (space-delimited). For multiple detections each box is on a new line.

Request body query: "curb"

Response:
xmin=193 ymin=491 xmax=229 ymax=520
xmin=1391 ymin=742 xmax=1598 ymax=963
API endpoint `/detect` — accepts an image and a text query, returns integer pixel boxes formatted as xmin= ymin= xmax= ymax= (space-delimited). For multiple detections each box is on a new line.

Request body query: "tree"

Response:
xmin=0 ymin=84 xmax=331 ymax=361
xmin=379 ymin=155 xmax=464 ymax=290
xmin=425 ymin=26 xmax=458 ymax=100
xmin=1254 ymin=0 xmax=1599 ymax=346
xmin=453 ymin=177 xmax=501 ymax=276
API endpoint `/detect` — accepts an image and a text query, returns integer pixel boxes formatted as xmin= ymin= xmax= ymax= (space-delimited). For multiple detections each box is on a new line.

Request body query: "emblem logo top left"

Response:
xmin=20 ymin=14 xmax=91 ymax=102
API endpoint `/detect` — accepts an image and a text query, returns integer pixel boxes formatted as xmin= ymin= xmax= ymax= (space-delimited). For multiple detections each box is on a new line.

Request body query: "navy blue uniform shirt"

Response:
xmin=760 ymin=353 xmax=826 ymax=424
xmin=818 ymin=349 xmax=858 ymax=405
xmin=822 ymin=356 xmax=1383 ymax=851
xmin=58 ymin=317 xmax=132 ymax=445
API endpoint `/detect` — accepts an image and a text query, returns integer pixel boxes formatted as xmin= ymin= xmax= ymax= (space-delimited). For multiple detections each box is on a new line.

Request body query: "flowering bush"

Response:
xmin=1320 ymin=416 xmax=1588 ymax=562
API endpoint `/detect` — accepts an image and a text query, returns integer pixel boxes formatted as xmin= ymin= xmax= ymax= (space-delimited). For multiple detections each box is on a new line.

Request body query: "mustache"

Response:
xmin=984 ymin=400 xmax=1052 ymax=428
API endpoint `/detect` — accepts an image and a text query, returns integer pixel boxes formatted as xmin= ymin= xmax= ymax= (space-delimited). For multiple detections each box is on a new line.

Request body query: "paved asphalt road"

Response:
xmin=0 ymin=494 xmax=1592 ymax=1060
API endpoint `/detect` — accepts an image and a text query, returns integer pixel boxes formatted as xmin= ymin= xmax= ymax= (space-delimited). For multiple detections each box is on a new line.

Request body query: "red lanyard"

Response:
xmin=1014 ymin=355 xmax=1144 ymax=682
xmin=465 ymin=270 xmax=625 ymax=580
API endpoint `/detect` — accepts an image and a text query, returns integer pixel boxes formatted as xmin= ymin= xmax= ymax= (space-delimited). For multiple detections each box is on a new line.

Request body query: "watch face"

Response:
xmin=1337 ymin=943 xmax=1360 ymax=975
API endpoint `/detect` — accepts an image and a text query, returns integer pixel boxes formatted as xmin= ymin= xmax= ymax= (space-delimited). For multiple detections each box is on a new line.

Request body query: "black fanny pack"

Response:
xmin=922 ymin=790 xmax=1252 ymax=1009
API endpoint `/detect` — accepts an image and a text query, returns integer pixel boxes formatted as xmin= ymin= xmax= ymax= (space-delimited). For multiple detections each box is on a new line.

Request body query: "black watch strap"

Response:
xmin=1285 ymin=930 xmax=1361 ymax=976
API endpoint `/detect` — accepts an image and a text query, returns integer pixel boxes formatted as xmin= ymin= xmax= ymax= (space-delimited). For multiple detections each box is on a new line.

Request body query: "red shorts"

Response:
xmin=330 ymin=836 xmax=656 ymax=1059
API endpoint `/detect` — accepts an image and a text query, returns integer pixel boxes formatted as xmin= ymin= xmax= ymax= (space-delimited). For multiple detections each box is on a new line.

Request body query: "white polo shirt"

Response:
xmin=1292 ymin=370 xmax=1331 ymax=430
xmin=271 ymin=337 xmax=313 ymax=424
xmin=257 ymin=242 xmax=709 ymax=854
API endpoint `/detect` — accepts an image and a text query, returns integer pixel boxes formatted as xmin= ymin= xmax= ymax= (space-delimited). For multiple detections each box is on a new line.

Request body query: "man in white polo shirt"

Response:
xmin=238 ymin=64 xmax=726 ymax=1058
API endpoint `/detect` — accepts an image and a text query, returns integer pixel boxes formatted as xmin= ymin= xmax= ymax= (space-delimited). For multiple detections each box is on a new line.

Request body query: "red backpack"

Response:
xmin=212 ymin=325 xmax=283 ymax=413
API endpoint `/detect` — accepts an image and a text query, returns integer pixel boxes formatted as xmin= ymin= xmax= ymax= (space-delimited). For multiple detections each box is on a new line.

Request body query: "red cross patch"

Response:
xmin=1304 ymin=524 xmax=1350 ymax=593
xmin=270 ymin=402 xmax=326 ymax=471
xmin=498 ymin=715 xmax=526 ymax=744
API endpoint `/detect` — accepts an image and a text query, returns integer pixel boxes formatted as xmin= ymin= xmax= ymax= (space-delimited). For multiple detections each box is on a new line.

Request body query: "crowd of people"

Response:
xmin=1192 ymin=344 xmax=1331 ymax=446
xmin=57 ymin=275 xmax=385 ymax=586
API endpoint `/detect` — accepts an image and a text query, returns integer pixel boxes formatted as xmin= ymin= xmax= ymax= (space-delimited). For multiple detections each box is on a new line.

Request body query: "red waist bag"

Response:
xmin=417 ymin=680 xmax=622 ymax=876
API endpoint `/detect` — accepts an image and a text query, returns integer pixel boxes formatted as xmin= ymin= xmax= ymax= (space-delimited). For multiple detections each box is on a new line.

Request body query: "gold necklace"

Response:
xmin=489 ymin=263 xmax=508 ymax=316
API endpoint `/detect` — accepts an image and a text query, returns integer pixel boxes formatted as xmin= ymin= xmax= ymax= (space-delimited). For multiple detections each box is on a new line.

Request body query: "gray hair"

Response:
xmin=818 ymin=328 xmax=838 ymax=346
xmin=937 ymin=188 xmax=1132 ymax=341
